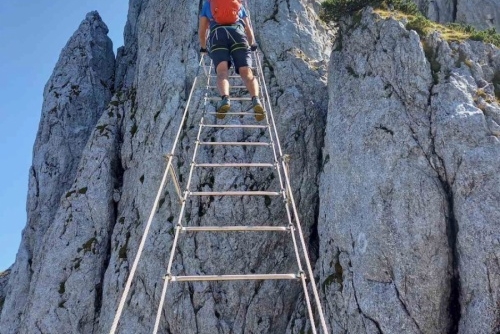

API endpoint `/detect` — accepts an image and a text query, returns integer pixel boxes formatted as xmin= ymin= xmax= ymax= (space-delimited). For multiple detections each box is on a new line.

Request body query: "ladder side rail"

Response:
xmin=153 ymin=62 xmax=215 ymax=332
xmin=300 ymin=273 xmax=319 ymax=334
xmin=110 ymin=156 xmax=173 ymax=334
xmin=152 ymin=224 xmax=182 ymax=334
xmin=253 ymin=53 xmax=284 ymax=184
xmin=153 ymin=273 xmax=170 ymax=334
xmin=153 ymin=110 xmax=209 ymax=331
xmin=167 ymin=56 xmax=214 ymax=191
xmin=153 ymin=183 xmax=193 ymax=334
xmin=110 ymin=56 xmax=207 ymax=334
xmin=253 ymin=49 xmax=286 ymax=159
xmin=169 ymin=56 xmax=208 ymax=158
xmin=167 ymin=159 xmax=183 ymax=203
xmin=281 ymin=158 xmax=329 ymax=333
xmin=186 ymin=95 xmax=213 ymax=198
xmin=203 ymin=58 xmax=215 ymax=113
xmin=252 ymin=39 xmax=330 ymax=333
xmin=288 ymin=212 xmax=318 ymax=334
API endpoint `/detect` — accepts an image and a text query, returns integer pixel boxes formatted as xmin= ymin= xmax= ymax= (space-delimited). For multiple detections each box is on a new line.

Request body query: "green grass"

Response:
xmin=320 ymin=0 xmax=419 ymax=21
xmin=447 ymin=24 xmax=500 ymax=46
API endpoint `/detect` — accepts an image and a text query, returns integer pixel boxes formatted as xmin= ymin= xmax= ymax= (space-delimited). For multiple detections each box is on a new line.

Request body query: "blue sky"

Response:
xmin=0 ymin=1 xmax=128 ymax=271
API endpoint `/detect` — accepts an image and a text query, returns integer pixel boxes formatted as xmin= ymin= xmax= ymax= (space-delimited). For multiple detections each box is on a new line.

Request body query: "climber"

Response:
xmin=199 ymin=0 xmax=265 ymax=121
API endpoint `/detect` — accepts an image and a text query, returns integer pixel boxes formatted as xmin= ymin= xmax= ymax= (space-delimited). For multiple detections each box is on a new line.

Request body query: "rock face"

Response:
xmin=457 ymin=0 xmax=500 ymax=30
xmin=412 ymin=0 xmax=500 ymax=31
xmin=412 ymin=0 xmax=455 ymax=23
xmin=320 ymin=8 xmax=500 ymax=334
xmin=0 ymin=270 xmax=10 ymax=314
xmin=96 ymin=0 xmax=332 ymax=333
xmin=0 ymin=1 xmax=332 ymax=333
xmin=2 ymin=1 xmax=500 ymax=334
xmin=0 ymin=11 xmax=115 ymax=333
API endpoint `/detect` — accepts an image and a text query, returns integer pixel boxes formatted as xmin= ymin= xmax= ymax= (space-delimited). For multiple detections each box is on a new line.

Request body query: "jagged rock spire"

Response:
xmin=0 ymin=10 xmax=115 ymax=333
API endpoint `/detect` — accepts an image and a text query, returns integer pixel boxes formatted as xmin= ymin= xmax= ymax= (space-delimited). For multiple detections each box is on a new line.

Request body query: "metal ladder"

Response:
xmin=110 ymin=48 xmax=328 ymax=334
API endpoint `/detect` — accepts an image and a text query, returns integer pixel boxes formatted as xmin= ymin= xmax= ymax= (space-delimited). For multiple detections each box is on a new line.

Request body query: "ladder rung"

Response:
xmin=194 ymin=163 xmax=274 ymax=168
xmin=182 ymin=226 xmax=289 ymax=232
xmin=202 ymin=124 xmax=268 ymax=129
xmin=170 ymin=274 xmax=299 ymax=282
xmin=208 ymin=85 xmax=246 ymax=89
xmin=199 ymin=141 xmax=271 ymax=146
xmin=210 ymin=75 xmax=244 ymax=78
xmin=208 ymin=70 xmax=258 ymax=79
xmin=206 ymin=111 xmax=255 ymax=116
xmin=189 ymin=191 xmax=281 ymax=196
xmin=206 ymin=97 xmax=252 ymax=101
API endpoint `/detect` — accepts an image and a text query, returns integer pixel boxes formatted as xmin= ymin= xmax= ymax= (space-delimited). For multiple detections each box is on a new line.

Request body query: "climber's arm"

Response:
xmin=199 ymin=16 xmax=210 ymax=50
xmin=242 ymin=17 xmax=255 ymax=46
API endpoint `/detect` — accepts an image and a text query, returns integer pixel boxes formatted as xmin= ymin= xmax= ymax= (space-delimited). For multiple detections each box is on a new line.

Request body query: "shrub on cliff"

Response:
xmin=447 ymin=24 xmax=500 ymax=46
xmin=320 ymin=0 xmax=419 ymax=21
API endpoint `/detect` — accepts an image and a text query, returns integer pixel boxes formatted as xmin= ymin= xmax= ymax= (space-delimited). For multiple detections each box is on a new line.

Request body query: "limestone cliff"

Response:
xmin=320 ymin=8 xmax=500 ymax=334
xmin=412 ymin=0 xmax=500 ymax=31
xmin=1 ymin=1 xmax=500 ymax=334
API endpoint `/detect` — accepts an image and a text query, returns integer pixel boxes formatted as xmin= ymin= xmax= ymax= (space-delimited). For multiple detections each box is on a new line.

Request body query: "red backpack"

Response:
xmin=210 ymin=0 xmax=241 ymax=25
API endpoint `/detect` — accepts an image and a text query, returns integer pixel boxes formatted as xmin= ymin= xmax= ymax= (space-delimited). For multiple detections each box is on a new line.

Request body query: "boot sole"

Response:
xmin=216 ymin=104 xmax=230 ymax=119
xmin=253 ymin=105 xmax=265 ymax=121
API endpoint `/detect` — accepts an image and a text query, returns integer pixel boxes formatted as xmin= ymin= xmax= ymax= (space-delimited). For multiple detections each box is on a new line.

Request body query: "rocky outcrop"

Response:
xmin=412 ymin=0 xmax=500 ymax=31
xmin=428 ymin=34 xmax=500 ymax=334
xmin=319 ymin=8 xmax=500 ymax=334
xmin=0 ymin=270 xmax=10 ymax=314
xmin=18 ymin=100 xmax=123 ymax=333
xmin=457 ymin=0 xmax=500 ymax=30
xmin=0 ymin=11 xmax=115 ymax=333
xmin=412 ymin=0 xmax=454 ymax=23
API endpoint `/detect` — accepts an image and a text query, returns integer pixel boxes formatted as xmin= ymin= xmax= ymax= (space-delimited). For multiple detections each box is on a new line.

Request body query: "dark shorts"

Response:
xmin=209 ymin=25 xmax=252 ymax=74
